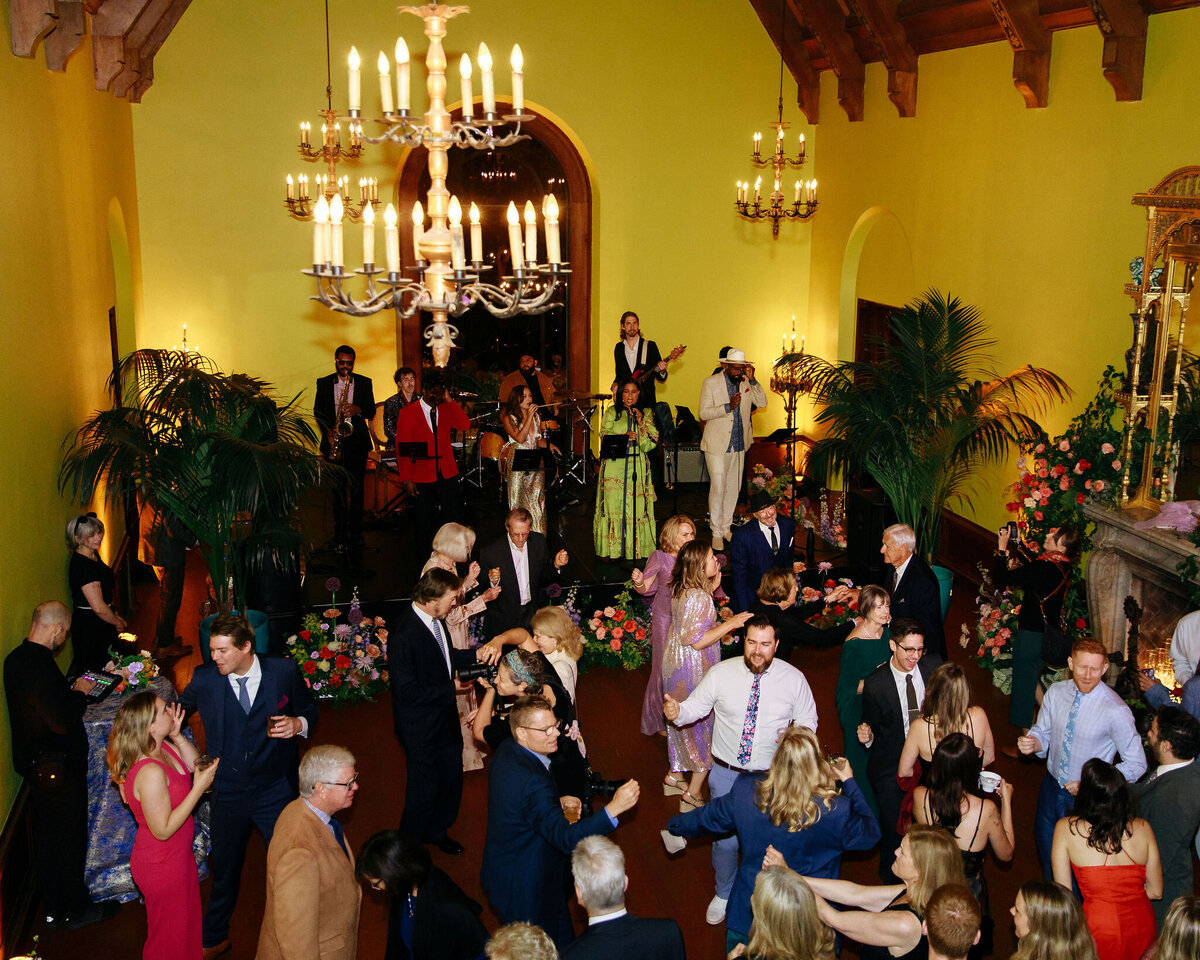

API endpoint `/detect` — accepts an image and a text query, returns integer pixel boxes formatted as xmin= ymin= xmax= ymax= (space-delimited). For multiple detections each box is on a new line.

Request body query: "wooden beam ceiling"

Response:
xmin=8 ymin=0 xmax=191 ymax=101
xmin=751 ymin=0 xmax=1200 ymax=119
xmin=749 ymin=0 xmax=823 ymax=123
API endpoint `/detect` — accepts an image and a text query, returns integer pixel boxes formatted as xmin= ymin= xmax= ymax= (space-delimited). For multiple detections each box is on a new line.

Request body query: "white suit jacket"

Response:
xmin=699 ymin=372 xmax=767 ymax=454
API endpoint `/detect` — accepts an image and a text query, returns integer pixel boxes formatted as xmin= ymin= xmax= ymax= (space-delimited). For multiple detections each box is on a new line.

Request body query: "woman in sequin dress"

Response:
xmin=501 ymin=385 xmax=557 ymax=536
xmin=662 ymin=541 xmax=752 ymax=810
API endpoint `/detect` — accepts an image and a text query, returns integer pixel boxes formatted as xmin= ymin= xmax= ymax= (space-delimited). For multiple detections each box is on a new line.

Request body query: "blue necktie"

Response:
xmin=329 ymin=816 xmax=348 ymax=857
xmin=1057 ymin=690 xmax=1082 ymax=784
xmin=431 ymin=620 xmax=450 ymax=675
xmin=236 ymin=676 xmax=252 ymax=714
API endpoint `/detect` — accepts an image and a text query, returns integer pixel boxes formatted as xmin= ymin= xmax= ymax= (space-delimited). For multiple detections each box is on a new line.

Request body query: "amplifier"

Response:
xmin=665 ymin=445 xmax=709 ymax=484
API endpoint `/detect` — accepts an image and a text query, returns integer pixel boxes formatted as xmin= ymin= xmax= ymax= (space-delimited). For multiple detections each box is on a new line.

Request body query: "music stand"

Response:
xmin=396 ymin=441 xmax=431 ymax=461
xmin=599 ymin=435 xmax=630 ymax=460
xmin=510 ymin=448 xmax=546 ymax=472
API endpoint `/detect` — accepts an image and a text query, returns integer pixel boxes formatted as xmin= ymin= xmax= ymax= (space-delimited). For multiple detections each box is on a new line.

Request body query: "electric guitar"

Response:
xmin=632 ymin=344 xmax=687 ymax=390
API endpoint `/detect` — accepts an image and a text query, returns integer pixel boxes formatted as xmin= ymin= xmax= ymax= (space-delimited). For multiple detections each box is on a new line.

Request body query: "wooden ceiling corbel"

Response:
xmin=9 ymin=0 xmax=58 ymax=57
xmin=108 ymin=0 xmax=190 ymax=101
xmin=788 ymin=0 xmax=866 ymax=121
xmin=1086 ymin=0 xmax=1147 ymax=101
xmin=988 ymin=0 xmax=1053 ymax=108
xmin=842 ymin=0 xmax=918 ymax=117
xmin=91 ymin=0 xmax=153 ymax=91
xmin=749 ymin=0 xmax=822 ymax=124
xmin=41 ymin=0 xmax=85 ymax=70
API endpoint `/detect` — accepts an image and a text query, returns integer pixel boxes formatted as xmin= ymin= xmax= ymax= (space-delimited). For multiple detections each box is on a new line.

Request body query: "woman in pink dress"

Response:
xmin=422 ymin=522 xmax=501 ymax=771
xmin=632 ymin=514 xmax=697 ymax=736
xmin=661 ymin=540 xmax=752 ymax=811
xmin=1051 ymin=758 xmax=1162 ymax=960
xmin=107 ymin=691 xmax=218 ymax=960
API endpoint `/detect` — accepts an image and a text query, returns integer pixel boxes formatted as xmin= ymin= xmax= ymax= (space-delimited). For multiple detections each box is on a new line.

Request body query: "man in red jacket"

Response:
xmin=394 ymin=367 xmax=470 ymax=556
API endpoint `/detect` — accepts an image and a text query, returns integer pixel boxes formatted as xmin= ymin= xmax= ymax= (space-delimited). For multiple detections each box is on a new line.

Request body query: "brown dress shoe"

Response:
xmin=202 ymin=940 xmax=231 ymax=960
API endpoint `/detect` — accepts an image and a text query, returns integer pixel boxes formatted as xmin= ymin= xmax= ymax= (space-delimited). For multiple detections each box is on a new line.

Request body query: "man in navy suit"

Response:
xmin=481 ymin=695 xmax=641 ymax=948
xmin=564 ymin=836 xmax=684 ymax=960
xmin=389 ymin=568 xmax=490 ymax=856
xmin=858 ymin=617 xmax=941 ymax=881
xmin=179 ymin=614 xmax=319 ymax=959
xmin=729 ymin=489 xmax=796 ymax=612
xmin=881 ymin=523 xmax=947 ymax=660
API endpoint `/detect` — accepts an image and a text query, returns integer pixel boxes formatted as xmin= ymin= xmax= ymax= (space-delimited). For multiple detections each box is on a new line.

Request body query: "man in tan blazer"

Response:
xmin=257 ymin=745 xmax=362 ymax=960
xmin=699 ymin=348 xmax=767 ymax=550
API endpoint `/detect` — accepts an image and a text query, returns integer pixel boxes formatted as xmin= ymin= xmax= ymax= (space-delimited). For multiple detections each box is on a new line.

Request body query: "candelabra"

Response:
xmin=770 ymin=317 xmax=815 ymax=481
xmin=290 ymin=2 xmax=568 ymax=367
xmin=285 ymin=108 xmax=378 ymax=222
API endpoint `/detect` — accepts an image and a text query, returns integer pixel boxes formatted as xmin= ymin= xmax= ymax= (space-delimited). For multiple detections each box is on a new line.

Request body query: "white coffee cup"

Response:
xmin=978 ymin=770 xmax=1002 ymax=793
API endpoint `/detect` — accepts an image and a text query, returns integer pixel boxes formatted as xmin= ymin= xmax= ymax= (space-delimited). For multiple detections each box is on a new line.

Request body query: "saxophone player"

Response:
xmin=314 ymin=345 xmax=376 ymax=551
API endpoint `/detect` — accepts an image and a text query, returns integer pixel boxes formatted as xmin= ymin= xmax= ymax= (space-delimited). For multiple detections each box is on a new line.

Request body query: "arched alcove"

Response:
xmin=837 ymin=206 xmax=915 ymax=362
xmin=107 ymin=196 xmax=136 ymax=373
xmin=396 ymin=99 xmax=592 ymax=392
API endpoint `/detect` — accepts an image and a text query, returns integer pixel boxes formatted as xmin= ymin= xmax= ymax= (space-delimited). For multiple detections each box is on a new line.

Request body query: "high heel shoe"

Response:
xmin=679 ymin=790 xmax=705 ymax=812
xmin=662 ymin=774 xmax=687 ymax=797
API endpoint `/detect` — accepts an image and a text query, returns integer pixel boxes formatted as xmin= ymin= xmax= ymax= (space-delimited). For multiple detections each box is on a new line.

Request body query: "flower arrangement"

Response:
xmin=748 ymin=463 xmax=795 ymax=515
xmin=286 ymin=581 xmax=389 ymax=705
xmin=804 ymin=576 xmax=858 ymax=630
xmin=560 ymin=582 xmax=652 ymax=672
xmin=104 ymin=647 xmax=160 ymax=693
xmin=796 ymin=491 xmax=848 ymax=549
xmin=960 ymin=562 xmax=1020 ymax=694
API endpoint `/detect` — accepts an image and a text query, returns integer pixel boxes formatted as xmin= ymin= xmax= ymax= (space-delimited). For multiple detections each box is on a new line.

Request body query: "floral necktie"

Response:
xmin=737 ymin=673 xmax=762 ymax=766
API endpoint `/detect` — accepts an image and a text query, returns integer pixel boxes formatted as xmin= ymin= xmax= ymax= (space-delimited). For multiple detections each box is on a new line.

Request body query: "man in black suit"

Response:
xmin=614 ymin=310 xmax=674 ymax=482
xmin=3 ymin=602 xmax=117 ymax=931
xmin=479 ymin=508 xmax=569 ymax=637
xmin=729 ymin=489 xmax=796 ymax=613
xmin=858 ymin=617 xmax=941 ymax=881
xmin=314 ymin=344 xmax=376 ymax=551
xmin=881 ymin=523 xmax=947 ymax=660
xmin=481 ymin=695 xmax=641 ymax=948
xmin=1131 ymin=705 xmax=1200 ymax=925
xmin=389 ymin=568 xmax=490 ymax=856
xmin=179 ymin=614 xmax=319 ymax=959
xmin=564 ymin=835 xmax=684 ymax=960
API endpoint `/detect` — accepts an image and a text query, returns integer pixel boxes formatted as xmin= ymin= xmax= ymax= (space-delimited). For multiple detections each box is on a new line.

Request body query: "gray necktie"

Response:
xmin=236 ymin=676 xmax=252 ymax=714
xmin=431 ymin=620 xmax=450 ymax=675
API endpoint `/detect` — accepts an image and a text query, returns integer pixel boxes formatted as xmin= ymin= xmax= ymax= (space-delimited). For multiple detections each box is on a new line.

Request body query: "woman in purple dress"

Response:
xmin=662 ymin=541 xmax=752 ymax=811
xmin=632 ymin=515 xmax=698 ymax=737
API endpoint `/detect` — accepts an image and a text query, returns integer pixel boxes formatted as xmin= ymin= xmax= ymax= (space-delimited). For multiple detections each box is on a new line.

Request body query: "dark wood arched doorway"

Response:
xmin=395 ymin=100 xmax=591 ymax=395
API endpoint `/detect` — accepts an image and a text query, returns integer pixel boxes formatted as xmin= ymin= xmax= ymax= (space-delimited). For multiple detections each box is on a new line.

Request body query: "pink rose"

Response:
xmin=595 ymin=627 xmax=606 ymax=639
xmin=593 ymin=611 xmax=604 ymax=620
xmin=1094 ymin=479 xmax=1105 ymax=492
xmin=610 ymin=637 xmax=622 ymax=651
xmin=1085 ymin=479 xmax=1094 ymax=490
xmin=1059 ymin=477 xmax=1070 ymax=490
xmin=1034 ymin=443 xmax=1045 ymax=453
xmin=1112 ymin=460 xmax=1122 ymax=471
xmin=1059 ymin=439 xmax=1070 ymax=451
xmin=589 ymin=618 xmax=601 ymax=629
xmin=1101 ymin=442 xmax=1114 ymax=454
xmin=612 ymin=627 xmax=624 ymax=639
xmin=1037 ymin=467 xmax=1048 ymax=479
xmin=1034 ymin=510 xmax=1044 ymax=520
xmin=603 ymin=606 xmax=616 ymax=618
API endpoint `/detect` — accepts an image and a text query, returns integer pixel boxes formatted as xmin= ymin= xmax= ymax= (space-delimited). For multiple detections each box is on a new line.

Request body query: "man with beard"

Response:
xmin=499 ymin=354 xmax=558 ymax=410
xmin=662 ymin=616 xmax=818 ymax=926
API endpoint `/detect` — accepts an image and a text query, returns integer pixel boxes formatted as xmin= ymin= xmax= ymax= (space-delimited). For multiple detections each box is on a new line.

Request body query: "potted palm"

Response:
xmin=793 ymin=289 xmax=1070 ymax=567
xmin=60 ymin=350 xmax=335 ymax=647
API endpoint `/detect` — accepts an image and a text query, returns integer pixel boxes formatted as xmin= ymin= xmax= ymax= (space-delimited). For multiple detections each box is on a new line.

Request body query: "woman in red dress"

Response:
xmin=1051 ymin=758 xmax=1162 ymax=960
xmin=107 ymin=691 xmax=219 ymax=960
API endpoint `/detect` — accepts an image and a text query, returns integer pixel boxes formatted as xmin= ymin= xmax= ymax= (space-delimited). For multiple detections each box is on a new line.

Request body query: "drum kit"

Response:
xmin=457 ymin=387 xmax=611 ymax=500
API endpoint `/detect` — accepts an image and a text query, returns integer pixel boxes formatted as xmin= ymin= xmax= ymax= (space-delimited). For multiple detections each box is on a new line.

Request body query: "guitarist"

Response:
xmin=615 ymin=310 xmax=681 ymax=485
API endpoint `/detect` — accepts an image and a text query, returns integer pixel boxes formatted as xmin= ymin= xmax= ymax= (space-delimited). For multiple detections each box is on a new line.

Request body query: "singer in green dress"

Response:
xmin=594 ymin=380 xmax=658 ymax=559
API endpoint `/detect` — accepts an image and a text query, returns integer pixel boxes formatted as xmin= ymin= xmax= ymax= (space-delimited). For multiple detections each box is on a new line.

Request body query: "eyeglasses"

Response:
xmin=517 ymin=723 xmax=559 ymax=736
xmin=895 ymin=644 xmax=925 ymax=656
xmin=322 ymin=774 xmax=359 ymax=788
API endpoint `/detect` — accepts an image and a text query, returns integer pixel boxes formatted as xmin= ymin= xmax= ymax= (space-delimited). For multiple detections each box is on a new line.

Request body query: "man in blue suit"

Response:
xmin=180 ymin=614 xmax=319 ymax=960
xmin=729 ymin=489 xmax=795 ymax=613
xmin=480 ymin=695 xmax=641 ymax=948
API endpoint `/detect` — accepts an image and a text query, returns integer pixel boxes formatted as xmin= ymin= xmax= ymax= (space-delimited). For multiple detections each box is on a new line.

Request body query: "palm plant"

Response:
xmin=60 ymin=349 xmax=336 ymax=613
xmin=792 ymin=289 xmax=1071 ymax=560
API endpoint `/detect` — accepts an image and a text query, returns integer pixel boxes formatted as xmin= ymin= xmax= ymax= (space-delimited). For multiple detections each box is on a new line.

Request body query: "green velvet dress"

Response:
xmin=593 ymin=407 xmax=657 ymax=559
xmin=835 ymin=625 xmax=891 ymax=816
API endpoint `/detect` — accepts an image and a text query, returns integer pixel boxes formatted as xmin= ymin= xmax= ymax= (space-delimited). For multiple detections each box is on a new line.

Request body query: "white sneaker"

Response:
xmin=660 ymin=829 xmax=687 ymax=855
xmin=705 ymin=894 xmax=728 ymax=925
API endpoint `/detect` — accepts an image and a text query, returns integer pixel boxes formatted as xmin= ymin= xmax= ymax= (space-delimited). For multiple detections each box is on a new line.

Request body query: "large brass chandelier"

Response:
xmin=286 ymin=2 xmax=567 ymax=367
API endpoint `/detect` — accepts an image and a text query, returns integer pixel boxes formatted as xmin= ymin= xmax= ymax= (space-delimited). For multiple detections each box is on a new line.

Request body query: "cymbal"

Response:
xmin=452 ymin=390 xmax=479 ymax=398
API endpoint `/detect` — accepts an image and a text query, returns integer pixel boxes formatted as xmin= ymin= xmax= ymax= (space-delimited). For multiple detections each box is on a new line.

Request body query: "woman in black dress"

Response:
xmin=67 ymin=513 xmax=127 ymax=674
xmin=356 ymin=830 xmax=488 ymax=960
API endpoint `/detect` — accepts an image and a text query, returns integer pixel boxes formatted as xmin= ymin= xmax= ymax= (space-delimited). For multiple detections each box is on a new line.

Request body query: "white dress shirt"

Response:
xmin=891 ymin=554 xmax=912 ymax=592
xmin=412 ymin=604 xmax=453 ymax=676
xmin=509 ymin=537 xmax=531 ymax=605
xmin=229 ymin=655 xmax=309 ymax=736
xmin=623 ymin=337 xmax=642 ymax=373
xmin=588 ymin=907 xmax=628 ymax=926
xmin=759 ymin=520 xmax=780 ymax=550
xmin=1170 ymin=610 xmax=1200 ymax=685
xmin=673 ymin=657 xmax=818 ymax=771
xmin=418 ymin=398 xmax=435 ymax=433
xmin=889 ymin=660 xmax=925 ymax=736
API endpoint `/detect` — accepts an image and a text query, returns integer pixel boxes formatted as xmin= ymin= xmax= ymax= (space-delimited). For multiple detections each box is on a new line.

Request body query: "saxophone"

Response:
xmin=328 ymin=376 xmax=354 ymax=462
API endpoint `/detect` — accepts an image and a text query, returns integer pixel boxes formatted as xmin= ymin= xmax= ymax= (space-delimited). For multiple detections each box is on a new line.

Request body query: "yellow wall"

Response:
xmin=0 ymin=6 xmax=142 ymax=821
xmin=805 ymin=8 xmax=1200 ymax=530
xmin=131 ymin=0 xmax=814 ymax=425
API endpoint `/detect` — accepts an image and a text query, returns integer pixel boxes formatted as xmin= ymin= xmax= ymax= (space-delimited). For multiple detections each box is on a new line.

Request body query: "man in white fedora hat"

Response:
xmin=698 ymin=348 xmax=767 ymax=550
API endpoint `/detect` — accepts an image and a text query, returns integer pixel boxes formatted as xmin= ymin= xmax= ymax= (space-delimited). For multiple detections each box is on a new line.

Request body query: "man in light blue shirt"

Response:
xmin=1018 ymin=637 xmax=1146 ymax=878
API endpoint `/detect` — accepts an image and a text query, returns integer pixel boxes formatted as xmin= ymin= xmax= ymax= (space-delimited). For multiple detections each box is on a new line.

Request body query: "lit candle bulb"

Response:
xmin=794 ymin=180 xmax=800 ymax=204
xmin=469 ymin=202 xmax=482 ymax=263
xmin=448 ymin=196 xmax=465 ymax=271
xmin=478 ymin=42 xmax=495 ymax=115
xmin=362 ymin=202 xmax=376 ymax=267
xmin=299 ymin=121 xmax=308 ymax=146
xmin=507 ymin=201 xmax=524 ymax=270
xmin=510 ymin=44 xmax=524 ymax=114
xmin=799 ymin=132 xmax=806 ymax=159
xmin=754 ymin=176 xmax=761 ymax=204
xmin=776 ymin=126 xmax=785 ymax=158
xmin=329 ymin=193 xmax=344 ymax=268
xmin=544 ymin=194 xmax=561 ymax=264
xmin=395 ymin=38 xmax=410 ymax=112
xmin=411 ymin=201 xmax=424 ymax=262
xmin=286 ymin=174 xmax=294 ymax=201
xmin=523 ymin=200 xmax=538 ymax=266
xmin=384 ymin=203 xmax=399 ymax=274
xmin=811 ymin=179 xmax=818 ymax=203
xmin=459 ymin=54 xmax=474 ymax=120
xmin=313 ymin=194 xmax=329 ymax=266
xmin=378 ymin=51 xmax=394 ymax=114
xmin=347 ymin=47 xmax=361 ymax=113
xmin=753 ymin=131 xmax=761 ymax=158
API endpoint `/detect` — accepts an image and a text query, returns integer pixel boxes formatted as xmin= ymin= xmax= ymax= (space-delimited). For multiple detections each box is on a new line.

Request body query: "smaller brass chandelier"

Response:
xmin=733 ymin=0 xmax=817 ymax=238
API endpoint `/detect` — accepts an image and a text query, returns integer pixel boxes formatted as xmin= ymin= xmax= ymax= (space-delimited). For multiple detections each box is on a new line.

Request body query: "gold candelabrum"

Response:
xmin=285 ymin=109 xmax=378 ymax=222
xmin=770 ymin=319 xmax=814 ymax=478
xmin=735 ymin=116 xmax=817 ymax=238
xmin=291 ymin=4 xmax=568 ymax=367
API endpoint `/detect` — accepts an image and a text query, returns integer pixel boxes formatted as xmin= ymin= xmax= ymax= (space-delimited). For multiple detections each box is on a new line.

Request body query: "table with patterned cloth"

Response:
xmin=83 ymin=675 xmax=211 ymax=902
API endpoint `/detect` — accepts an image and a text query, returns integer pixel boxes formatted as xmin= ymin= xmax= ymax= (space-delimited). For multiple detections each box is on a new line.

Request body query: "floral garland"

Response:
xmin=104 ymin=647 xmax=160 ymax=693
xmin=286 ymin=579 xmax=389 ymax=705
xmin=560 ymin=581 xmax=653 ymax=672
xmin=960 ymin=562 xmax=1019 ymax=694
